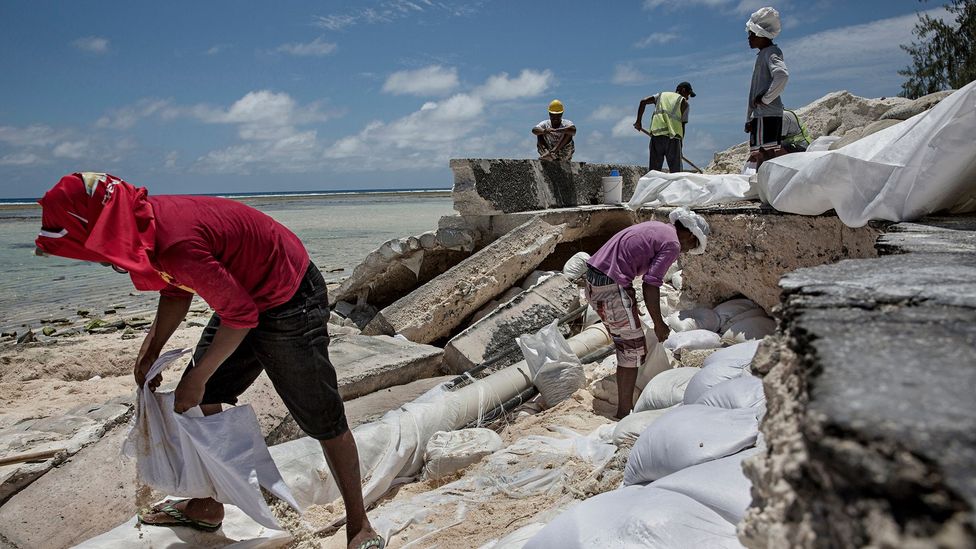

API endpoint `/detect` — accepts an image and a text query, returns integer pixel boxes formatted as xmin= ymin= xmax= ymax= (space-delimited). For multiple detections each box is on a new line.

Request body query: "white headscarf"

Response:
xmin=668 ymin=207 xmax=710 ymax=255
xmin=746 ymin=7 xmax=782 ymax=39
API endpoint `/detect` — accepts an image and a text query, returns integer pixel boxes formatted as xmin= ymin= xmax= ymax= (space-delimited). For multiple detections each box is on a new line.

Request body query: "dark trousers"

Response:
xmin=649 ymin=135 xmax=682 ymax=173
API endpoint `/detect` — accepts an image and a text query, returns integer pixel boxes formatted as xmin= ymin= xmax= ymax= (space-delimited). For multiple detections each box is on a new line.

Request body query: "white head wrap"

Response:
xmin=668 ymin=207 xmax=710 ymax=255
xmin=562 ymin=251 xmax=591 ymax=281
xmin=746 ymin=7 xmax=782 ymax=39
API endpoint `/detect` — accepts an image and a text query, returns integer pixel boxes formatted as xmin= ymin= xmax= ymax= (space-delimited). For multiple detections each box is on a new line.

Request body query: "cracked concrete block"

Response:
xmin=443 ymin=273 xmax=581 ymax=374
xmin=741 ymin=216 xmax=976 ymax=548
xmin=450 ymin=158 xmax=646 ymax=215
xmin=330 ymin=334 xmax=443 ymax=400
xmin=363 ymin=217 xmax=565 ymax=344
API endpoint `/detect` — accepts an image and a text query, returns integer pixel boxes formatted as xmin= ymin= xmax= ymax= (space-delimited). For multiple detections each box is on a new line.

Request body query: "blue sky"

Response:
xmin=0 ymin=1 xmax=948 ymax=197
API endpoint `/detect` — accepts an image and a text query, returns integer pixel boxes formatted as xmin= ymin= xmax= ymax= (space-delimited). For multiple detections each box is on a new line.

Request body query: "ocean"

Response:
xmin=0 ymin=189 xmax=455 ymax=332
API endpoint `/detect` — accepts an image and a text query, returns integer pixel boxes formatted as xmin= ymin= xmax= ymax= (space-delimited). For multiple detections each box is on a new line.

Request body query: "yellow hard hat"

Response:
xmin=548 ymin=99 xmax=564 ymax=114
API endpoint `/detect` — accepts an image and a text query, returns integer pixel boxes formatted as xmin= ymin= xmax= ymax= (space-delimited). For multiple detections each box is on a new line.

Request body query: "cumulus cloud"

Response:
xmin=382 ymin=65 xmax=459 ymax=96
xmin=612 ymin=63 xmax=646 ymax=85
xmin=474 ymin=69 xmax=552 ymax=101
xmin=0 ymin=125 xmax=65 ymax=147
xmin=590 ymin=105 xmax=630 ymax=122
xmin=52 ymin=141 xmax=91 ymax=159
xmin=0 ymin=152 xmax=42 ymax=166
xmin=634 ymin=32 xmax=679 ymax=48
xmin=96 ymin=99 xmax=172 ymax=130
xmin=275 ymin=37 xmax=337 ymax=57
xmin=72 ymin=36 xmax=109 ymax=54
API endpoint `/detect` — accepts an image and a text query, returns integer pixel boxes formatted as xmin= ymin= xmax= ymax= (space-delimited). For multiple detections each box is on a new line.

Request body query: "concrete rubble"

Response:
xmin=363 ymin=216 xmax=565 ymax=344
xmin=741 ymin=215 xmax=976 ymax=548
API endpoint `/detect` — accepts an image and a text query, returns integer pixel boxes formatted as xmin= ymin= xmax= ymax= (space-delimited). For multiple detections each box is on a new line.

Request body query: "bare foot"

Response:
xmin=347 ymin=526 xmax=384 ymax=549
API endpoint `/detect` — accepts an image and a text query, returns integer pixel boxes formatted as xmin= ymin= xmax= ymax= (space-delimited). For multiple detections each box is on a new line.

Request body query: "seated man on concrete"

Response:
xmin=533 ymin=99 xmax=576 ymax=161
xmin=584 ymin=208 xmax=709 ymax=419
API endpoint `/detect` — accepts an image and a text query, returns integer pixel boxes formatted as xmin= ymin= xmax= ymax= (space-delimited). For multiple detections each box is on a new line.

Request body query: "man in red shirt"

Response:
xmin=34 ymin=173 xmax=383 ymax=549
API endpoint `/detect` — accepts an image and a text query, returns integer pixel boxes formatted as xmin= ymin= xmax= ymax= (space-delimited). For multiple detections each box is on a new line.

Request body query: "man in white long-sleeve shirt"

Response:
xmin=744 ymin=7 xmax=789 ymax=168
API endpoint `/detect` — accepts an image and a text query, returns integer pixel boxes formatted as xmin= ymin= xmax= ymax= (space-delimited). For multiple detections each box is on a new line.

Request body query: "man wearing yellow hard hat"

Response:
xmin=532 ymin=99 xmax=576 ymax=161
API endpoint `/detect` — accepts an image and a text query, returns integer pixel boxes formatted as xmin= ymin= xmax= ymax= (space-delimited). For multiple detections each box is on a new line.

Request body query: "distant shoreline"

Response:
xmin=0 ymin=187 xmax=454 ymax=211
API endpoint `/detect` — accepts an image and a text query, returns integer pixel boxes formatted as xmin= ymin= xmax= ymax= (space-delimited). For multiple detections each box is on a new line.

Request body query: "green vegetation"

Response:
xmin=900 ymin=0 xmax=976 ymax=98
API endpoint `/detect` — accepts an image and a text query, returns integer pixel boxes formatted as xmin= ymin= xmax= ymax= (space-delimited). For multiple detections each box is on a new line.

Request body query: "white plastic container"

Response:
xmin=602 ymin=174 xmax=623 ymax=204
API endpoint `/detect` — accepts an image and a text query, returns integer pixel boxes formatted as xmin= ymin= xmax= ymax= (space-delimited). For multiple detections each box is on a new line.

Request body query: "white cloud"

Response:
xmin=313 ymin=1 xmax=482 ymax=30
xmin=0 ymin=152 xmax=42 ymax=166
xmin=206 ymin=44 xmax=230 ymax=56
xmin=326 ymin=67 xmax=552 ymax=170
xmin=612 ymin=63 xmax=646 ymax=85
xmin=590 ymin=105 xmax=630 ymax=122
xmin=634 ymin=32 xmax=679 ymax=48
xmin=52 ymin=141 xmax=90 ymax=159
xmin=96 ymin=99 xmax=171 ymax=130
xmin=164 ymin=151 xmax=179 ymax=169
xmin=474 ymin=69 xmax=552 ymax=101
xmin=382 ymin=65 xmax=459 ymax=96
xmin=643 ymin=0 xmax=790 ymax=16
xmin=72 ymin=36 xmax=109 ymax=54
xmin=0 ymin=125 xmax=64 ymax=147
xmin=275 ymin=37 xmax=337 ymax=57
xmin=611 ymin=116 xmax=642 ymax=138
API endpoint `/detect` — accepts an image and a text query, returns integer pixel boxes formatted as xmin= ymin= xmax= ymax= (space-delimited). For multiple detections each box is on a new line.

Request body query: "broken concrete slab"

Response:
xmin=330 ymin=334 xmax=443 ymax=400
xmin=875 ymin=215 xmax=976 ymax=255
xmin=443 ymin=273 xmax=581 ymax=374
xmin=741 ymin=215 xmax=976 ymax=548
xmin=451 ymin=159 xmax=646 ymax=215
xmin=364 ymin=217 xmax=565 ymax=344
xmin=332 ymin=228 xmax=478 ymax=308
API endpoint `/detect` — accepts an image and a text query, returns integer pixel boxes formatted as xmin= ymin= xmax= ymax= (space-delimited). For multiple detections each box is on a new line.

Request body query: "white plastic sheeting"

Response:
xmin=123 ymin=349 xmax=299 ymax=530
xmin=424 ymin=428 xmax=503 ymax=480
xmin=627 ymin=171 xmax=757 ymax=209
xmin=524 ymin=485 xmax=744 ymax=549
xmin=683 ymin=340 xmax=762 ymax=404
xmin=634 ymin=367 xmax=699 ymax=412
xmin=623 ymin=405 xmax=760 ymax=485
xmin=651 ymin=448 xmax=761 ymax=524
xmin=758 ymin=80 xmax=976 ymax=227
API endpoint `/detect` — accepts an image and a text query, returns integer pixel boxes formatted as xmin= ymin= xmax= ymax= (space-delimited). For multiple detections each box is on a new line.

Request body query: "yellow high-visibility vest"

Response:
xmin=650 ymin=92 xmax=684 ymax=139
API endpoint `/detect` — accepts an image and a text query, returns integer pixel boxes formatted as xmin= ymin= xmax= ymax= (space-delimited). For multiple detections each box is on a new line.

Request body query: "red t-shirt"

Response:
xmin=148 ymin=195 xmax=309 ymax=329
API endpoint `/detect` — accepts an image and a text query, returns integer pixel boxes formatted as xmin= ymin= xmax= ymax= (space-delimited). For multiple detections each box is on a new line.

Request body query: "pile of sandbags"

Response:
xmin=529 ymin=340 xmax=766 ymax=548
xmin=664 ymin=297 xmax=776 ymax=350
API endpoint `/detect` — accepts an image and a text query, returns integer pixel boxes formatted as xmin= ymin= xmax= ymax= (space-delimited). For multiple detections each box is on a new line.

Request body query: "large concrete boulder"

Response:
xmin=364 ymin=217 xmax=564 ymax=344
xmin=451 ymin=158 xmax=646 ymax=215
xmin=443 ymin=273 xmax=581 ymax=374
xmin=741 ymin=215 xmax=976 ymax=548
xmin=706 ymin=91 xmax=909 ymax=174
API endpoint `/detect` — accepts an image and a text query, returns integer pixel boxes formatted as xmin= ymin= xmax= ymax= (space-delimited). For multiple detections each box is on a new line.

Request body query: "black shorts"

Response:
xmin=749 ymin=116 xmax=783 ymax=151
xmin=185 ymin=262 xmax=348 ymax=440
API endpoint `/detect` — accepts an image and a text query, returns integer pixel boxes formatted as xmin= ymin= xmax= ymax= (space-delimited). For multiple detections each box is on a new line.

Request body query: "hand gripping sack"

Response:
xmin=124 ymin=349 xmax=300 ymax=529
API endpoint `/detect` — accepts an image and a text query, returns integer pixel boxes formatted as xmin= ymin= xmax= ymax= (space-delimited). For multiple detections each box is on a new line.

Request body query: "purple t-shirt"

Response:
xmin=587 ymin=221 xmax=680 ymax=287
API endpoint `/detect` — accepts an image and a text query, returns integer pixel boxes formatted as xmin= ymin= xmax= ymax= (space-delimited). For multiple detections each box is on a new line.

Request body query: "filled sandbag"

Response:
xmin=623 ymin=405 xmax=760 ymax=485
xmin=524 ymin=485 xmax=744 ymax=549
xmin=612 ymin=408 xmax=671 ymax=447
xmin=693 ymin=375 xmax=765 ymax=410
xmin=713 ymin=298 xmax=762 ymax=332
xmin=424 ymin=428 xmax=503 ymax=480
xmin=722 ymin=316 xmax=776 ymax=343
xmin=518 ymin=320 xmax=586 ymax=407
xmin=562 ymin=252 xmax=590 ymax=282
xmin=665 ymin=307 xmax=721 ymax=333
xmin=664 ymin=329 xmax=722 ymax=351
xmin=683 ymin=340 xmax=761 ymax=404
xmin=651 ymin=448 xmax=760 ymax=524
xmin=634 ymin=367 xmax=699 ymax=412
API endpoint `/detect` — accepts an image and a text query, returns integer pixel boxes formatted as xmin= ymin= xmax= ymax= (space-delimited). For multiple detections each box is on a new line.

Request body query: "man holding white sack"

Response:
xmin=34 ymin=173 xmax=383 ymax=549
xmin=584 ymin=208 xmax=709 ymax=419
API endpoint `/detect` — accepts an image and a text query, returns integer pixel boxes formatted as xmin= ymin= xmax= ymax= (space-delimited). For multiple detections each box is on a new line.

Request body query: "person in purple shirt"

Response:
xmin=584 ymin=208 xmax=710 ymax=419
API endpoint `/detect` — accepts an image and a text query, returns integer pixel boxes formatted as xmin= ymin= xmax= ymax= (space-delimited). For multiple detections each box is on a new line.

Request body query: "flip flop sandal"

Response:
xmin=357 ymin=534 xmax=385 ymax=549
xmin=138 ymin=500 xmax=222 ymax=533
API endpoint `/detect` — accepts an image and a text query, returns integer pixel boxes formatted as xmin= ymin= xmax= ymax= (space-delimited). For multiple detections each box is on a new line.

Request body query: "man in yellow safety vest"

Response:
xmin=634 ymin=82 xmax=695 ymax=173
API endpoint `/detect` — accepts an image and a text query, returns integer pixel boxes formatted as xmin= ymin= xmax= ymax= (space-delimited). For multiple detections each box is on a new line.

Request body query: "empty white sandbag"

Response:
xmin=634 ymin=367 xmax=699 ymax=412
xmin=424 ymin=428 xmax=503 ymax=480
xmin=518 ymin=320 xmax=586 ymax=408
xmin=683 ymin=340 xmax=761 ymax=404
xmin=665 ymin=307 xmax=722 ymax=333
xmin=652 ymin=448 xmax=761 ymax=524
xmin=693 ymin=375 xmax=765 ymax=409
xmin=723 ymin=316 xmax=776 ymax=343
xmin=623 ymin=405 xmax=760 ymax=485
xmin=612 ymin=408 xmax=671 ymax=447
xmin=664 ymin=329 xmax=722 ymax=351
xmin=713 ymin=298 xmax=761 ymax=331
xmin=524 ymin=485 xmax=743 ymax=549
